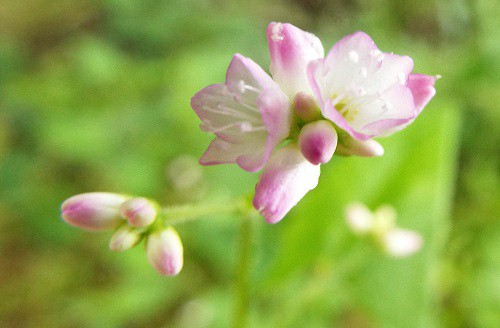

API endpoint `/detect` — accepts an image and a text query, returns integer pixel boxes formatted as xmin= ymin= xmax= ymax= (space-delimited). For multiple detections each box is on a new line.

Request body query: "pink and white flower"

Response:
xmin=307 ymin=31 xmax=437 ymax=140
xmin=253 ymin=144 xmax=320 ymax=223
xmin=191 ymin=54 xmax=292 ymax=173
xmin=192 ymin=22 xmax=437 ymax=223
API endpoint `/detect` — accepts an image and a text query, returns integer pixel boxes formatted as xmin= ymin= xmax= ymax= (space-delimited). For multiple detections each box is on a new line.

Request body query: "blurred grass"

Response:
xmin=0 ymin=0 xmax=498 ymax=327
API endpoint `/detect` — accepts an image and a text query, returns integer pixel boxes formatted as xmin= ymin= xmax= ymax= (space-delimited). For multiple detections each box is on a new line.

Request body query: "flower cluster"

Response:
xmin=345 ymin=203 xmax=423 ymax=257
xmin=191 ymin=22 xmax=437 ymax=224
xmin=61 ymin=192 xmax=183 ymax=276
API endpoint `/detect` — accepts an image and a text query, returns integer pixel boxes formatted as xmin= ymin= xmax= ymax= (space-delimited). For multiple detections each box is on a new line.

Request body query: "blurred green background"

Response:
xmin=0 ymin=0 xmax=498 ymax=327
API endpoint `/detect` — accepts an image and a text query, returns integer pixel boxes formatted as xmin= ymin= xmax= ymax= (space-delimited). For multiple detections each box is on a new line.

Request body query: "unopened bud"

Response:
xmin=345 ymin=202 xmax=374 ymax=235
xmin=335 ymin=136 xmax=384 ymax=157
xmin=298 ymin=120 xmax=338 ymax=165
xmin=293 ymin=92 xmax=321 ymax=122
xmin=61 ymin=192 xmax=127 ymax=231
xmin=109 ymin=225 xmax=142 ymax=252
xmin=382 ymin=228 xmax=423 ymax=257
xmin=120 ymin=197 xmax=157 ymax=227
xmin=146 ymin=227 xmax=183 ymax=276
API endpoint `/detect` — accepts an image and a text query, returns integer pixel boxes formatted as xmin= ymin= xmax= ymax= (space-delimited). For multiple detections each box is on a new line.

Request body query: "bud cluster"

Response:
xmin=61 ymin=192 xmax=183 ymax=276
xmin=345 ymin=203 xmax=423 ymax=257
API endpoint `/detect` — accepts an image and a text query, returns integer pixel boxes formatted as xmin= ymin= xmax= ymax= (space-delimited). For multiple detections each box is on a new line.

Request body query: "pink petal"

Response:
xmin=267 ymin=22 xmax=324 ymax=98
xmin=253 ymin=144 xmax=321 ymax=224
xmin=191 ymin=54 xmax=291 ymax=172
xmin=408 ymin=74 xmax=437 ymax=114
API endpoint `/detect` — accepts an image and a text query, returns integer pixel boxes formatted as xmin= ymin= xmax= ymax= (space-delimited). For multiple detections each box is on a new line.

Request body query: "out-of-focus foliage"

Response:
xmin=0 ymin=0 xmax=498 ymax=327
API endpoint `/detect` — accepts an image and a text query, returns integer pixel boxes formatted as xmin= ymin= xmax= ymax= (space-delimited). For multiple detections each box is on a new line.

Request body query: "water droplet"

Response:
xmin=349 ymin=50 xmax=359 ymax=63
xmin=360 ymin=67 xmax=368 ymax=78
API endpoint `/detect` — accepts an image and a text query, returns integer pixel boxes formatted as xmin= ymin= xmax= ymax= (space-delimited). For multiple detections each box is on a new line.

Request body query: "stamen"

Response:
xmin=219 ymin=104 xmax=261 ymax=122
xmin=200 ymin=105 xmax=259 ymax=122
xmin=238 ymin=100 xmax=261 ymax=113
xmin=243 ymin=84 xmax=261 ymax=94
xmin=330 ymin=93 xmax=345 ymax=106
xmin=237 ymin=80 xmax=262 ymax=95
xmin=202 ymin=121 xmax=266 ymax=134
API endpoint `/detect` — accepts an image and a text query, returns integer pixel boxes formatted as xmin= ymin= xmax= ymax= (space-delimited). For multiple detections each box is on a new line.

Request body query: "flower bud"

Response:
xmin=109 ymin=225 xmax=142 ymax=252
xmin=298 ymin=120 xmax=338 ymax=165
xmin=146 ymin=227 xmax=183 ymax=276
xmin=345 ymin=202 xmax=374 ymax=235
xmin=61 ymin=192 xmax=127 ymax=231
xmin=382 ymin=228 xmax=423 ymax=257
xmin=335 ymin=136 xmax=384 ymax=157
xmin=120 ymin=197 xmax=157 ymax=227
xmin=293 ymin=92 xmax=322 ymax=122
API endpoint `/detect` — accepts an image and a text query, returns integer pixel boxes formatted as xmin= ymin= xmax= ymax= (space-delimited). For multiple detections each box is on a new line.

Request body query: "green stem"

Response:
xmin=232 ymin=215 xmax=254 ymax=328
xmin=161 ymin=198 xmax=248 ymax=225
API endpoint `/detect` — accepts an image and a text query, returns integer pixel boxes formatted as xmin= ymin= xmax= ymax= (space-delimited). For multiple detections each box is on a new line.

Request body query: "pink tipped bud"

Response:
xmin=61 ymin=192 xmax=127 ymax=231
xmin=109 ymin=225 xmax=142 ymax=252
xmin=335 ymin=136 xmax=384 ymax=157
xmin=382 ymin=229 xmax=423 ymax=257
xmin=293 ymin=92 xmax=321 ymax=122
xmin=298 ymin=120 xmax=338 ymax=165
xmin=146 ymin=227 xmax=183 ymax=276
xmin=345 ymin=203 xmax=374 ymax=235
xmin=119 ymin=197 xmax=157 ymax=227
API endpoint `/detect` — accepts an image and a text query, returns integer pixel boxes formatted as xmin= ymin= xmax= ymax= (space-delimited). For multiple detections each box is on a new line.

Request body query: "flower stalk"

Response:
xmin=232 ymin=213 xmax=255 ymax=328
xmin=160 ymin=197 xmax=252 ymax=226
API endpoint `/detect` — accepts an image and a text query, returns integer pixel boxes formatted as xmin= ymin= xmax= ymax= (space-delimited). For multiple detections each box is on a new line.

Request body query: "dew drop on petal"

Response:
xmin=348 ymin=50 xmax=359 ymax=63
xmin=357 ymin=87 xmax=366 ymax=96
xmin=360 ymin=67 xmax=368 ymax=78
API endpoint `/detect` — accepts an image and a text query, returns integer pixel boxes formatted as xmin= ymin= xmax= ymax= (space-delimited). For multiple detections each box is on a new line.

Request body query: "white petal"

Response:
xmin=383 ymin=229 xmax=423 ymax=257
